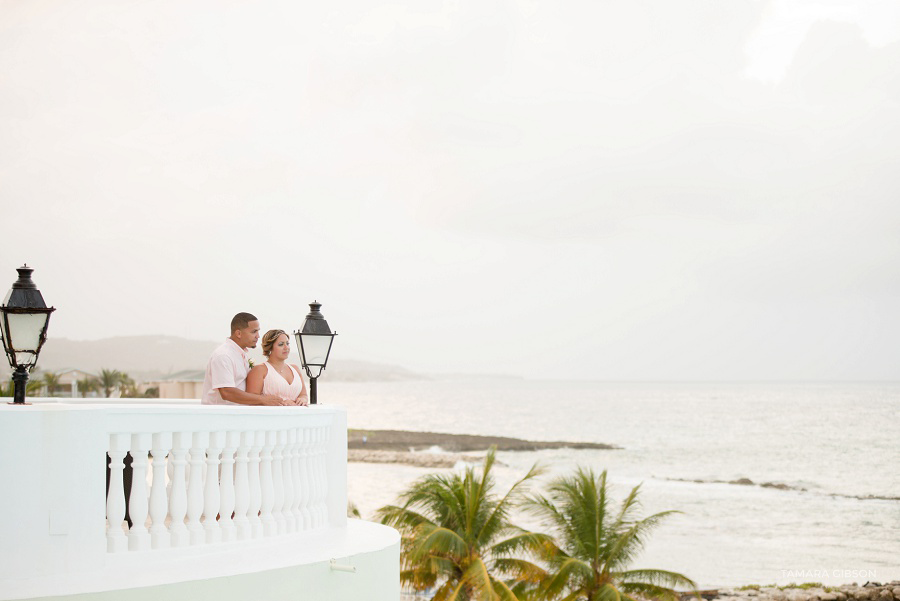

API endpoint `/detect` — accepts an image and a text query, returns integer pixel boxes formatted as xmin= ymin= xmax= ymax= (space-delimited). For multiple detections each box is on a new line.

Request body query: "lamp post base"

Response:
xmin=11 ymin=366 xmax=30 ymax=405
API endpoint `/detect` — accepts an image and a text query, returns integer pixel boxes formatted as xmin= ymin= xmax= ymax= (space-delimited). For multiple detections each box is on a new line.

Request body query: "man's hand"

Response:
xmin=259 ymin=394 xmax=291 ymax=406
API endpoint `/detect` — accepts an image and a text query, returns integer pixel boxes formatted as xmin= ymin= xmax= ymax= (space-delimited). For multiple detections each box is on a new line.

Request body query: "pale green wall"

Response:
xmin=21 ymin=543 xmax=400 ymax=601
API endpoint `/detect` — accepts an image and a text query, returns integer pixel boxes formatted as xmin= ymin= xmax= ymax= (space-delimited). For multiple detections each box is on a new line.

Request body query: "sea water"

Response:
xmin=330 ymin=379 xmax=900 ymax=588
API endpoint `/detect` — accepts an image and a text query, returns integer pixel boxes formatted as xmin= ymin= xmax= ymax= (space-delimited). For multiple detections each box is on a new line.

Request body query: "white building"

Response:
xmin=0 ymin=398 xmax=400 ymax=600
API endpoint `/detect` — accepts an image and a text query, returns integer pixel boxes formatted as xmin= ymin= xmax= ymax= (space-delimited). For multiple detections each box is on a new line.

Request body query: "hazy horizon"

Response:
xmin=2 ymin=0 xmax=899 ymax=381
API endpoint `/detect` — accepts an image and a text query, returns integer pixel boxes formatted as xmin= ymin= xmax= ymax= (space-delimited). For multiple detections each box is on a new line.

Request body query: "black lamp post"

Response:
xmin=294 ymin=301 xmax=336 ymax=405
xmin=1 ymin=265 xmax=55 ymax=405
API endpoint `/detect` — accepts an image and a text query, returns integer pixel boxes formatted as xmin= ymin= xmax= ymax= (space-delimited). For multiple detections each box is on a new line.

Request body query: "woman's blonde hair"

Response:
xmin=261 ymin=329 xmax=288 ymax=357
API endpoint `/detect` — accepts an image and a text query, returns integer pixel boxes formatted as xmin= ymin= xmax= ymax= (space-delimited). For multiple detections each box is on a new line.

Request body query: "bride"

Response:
xmin=246 ymin=329 xmax=309 ymax=406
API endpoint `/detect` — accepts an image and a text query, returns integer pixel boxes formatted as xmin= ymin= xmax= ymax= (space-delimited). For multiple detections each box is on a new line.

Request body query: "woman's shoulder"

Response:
xmin=249 ymin=363 xmax=269 ymax=375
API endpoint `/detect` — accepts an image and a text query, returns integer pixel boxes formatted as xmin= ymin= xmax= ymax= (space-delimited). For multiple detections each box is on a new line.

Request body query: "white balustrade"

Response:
xmin=127 ymin=433 xmax=151 ymax=551
xmin=273 ymin=430 xmax=286 ymax=535
xmin=247 ymin=432 xmax=263 ymax=538
xmin=259 ymin=431 xmax=276 ymax=537
xmin=106 ymin=434 xmax=129 ymax=553
xmin=298 ymin=428 xmax=312 ymax=529
xmin=101 ymin=408 xmax=343 ymax=554
xmin=203 ymin=432 xmax=224 ymax=544
xmin=234 ymin=432 xmax=252 ymax=540
xmin=219 ymin=431 xmax=239 ymax=542
xmin=168 ymin=433 xmax=190 ymax=547
xmin=149 ymin=432 xmax=171 ymax=549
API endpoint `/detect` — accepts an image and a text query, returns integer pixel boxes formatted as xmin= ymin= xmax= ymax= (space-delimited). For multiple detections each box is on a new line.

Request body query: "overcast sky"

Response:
xmin=1 ymin=0 xmax=898 ymax=380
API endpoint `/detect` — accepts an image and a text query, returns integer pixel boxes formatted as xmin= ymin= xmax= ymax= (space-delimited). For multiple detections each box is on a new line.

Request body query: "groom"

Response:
xmin=201 ymin=312 xmax=287 ymax=406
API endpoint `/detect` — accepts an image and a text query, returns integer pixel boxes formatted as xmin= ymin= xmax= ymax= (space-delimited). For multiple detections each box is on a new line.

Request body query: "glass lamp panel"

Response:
xmin=15 ymin=351 xmax=37 ymax=368
xmin=300 ymin=334 xmax=333 ymax=366
xmin=5 ymin=312 xmax=47 ymax=354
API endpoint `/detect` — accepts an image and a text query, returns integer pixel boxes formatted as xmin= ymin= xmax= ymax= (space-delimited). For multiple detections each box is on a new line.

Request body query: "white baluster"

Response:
xmin=204 ymin=431 xmax=224 ymax=543
xmin=298 ymin=427 xmax=312 ymax=530
xmin=247 ymin=431 xmax=263 ymax=538
xmin=234 ymin=431 xmax=252 ymax=540
xmin=259 ymin=430 xmax=276 ymax=536
xmin=283 ymin=429 xmax=297 ymax=533
xmin=127 ymin=433 xmax=151 ymax=551
xmin=272 ymin=430 xmax=286 ymax=535
xmin=106 ymin=433 xmax=129 ymax=553
xmin=314 ymin=426 xmax=327 ymax=527
xmin=149 ymin=432 xmax=171 ymax=549
xmin=308 ymin=427 xmax=320 ymax=528
xmin=219 ymin=431 xmax=240 ymax=542
xmin=186 ymin=431 xmax=208 ymax=545
xmin=319 ymin=425 xmax=331 ymax=526
xmin=168 ymin=432 xmax=190 ymax=547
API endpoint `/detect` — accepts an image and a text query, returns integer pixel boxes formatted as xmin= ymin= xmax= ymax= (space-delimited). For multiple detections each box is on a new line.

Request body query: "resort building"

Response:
xmin=152 ymin=369 xmax=206 ymax=400
xmin=40 ymin=368 xmax=100 ymax=398
xmin=0 ymin=397 xmax=400 ymax=601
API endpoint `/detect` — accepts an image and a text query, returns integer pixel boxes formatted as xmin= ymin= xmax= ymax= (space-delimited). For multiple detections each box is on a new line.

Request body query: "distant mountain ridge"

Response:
xmin=17 ymin=335 xmax=425 ymax=382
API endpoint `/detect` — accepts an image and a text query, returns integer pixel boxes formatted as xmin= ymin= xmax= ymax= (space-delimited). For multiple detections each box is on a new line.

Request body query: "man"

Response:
xmin=202 ymin=312 xmax=288 ymax=406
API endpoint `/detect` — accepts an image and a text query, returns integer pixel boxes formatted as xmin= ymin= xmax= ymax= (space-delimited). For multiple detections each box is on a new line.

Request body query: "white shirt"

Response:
xmin=201 ymin=338 xmax=251 ymax=405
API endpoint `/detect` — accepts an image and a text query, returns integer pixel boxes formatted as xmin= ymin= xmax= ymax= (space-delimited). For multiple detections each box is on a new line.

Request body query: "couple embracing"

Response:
xmin=201 ymin=312 xmax=309 ymax=406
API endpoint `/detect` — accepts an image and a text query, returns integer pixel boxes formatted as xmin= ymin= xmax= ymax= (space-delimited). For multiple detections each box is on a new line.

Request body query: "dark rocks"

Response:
xmin=347 ymin=429 xmax=621 ymax=452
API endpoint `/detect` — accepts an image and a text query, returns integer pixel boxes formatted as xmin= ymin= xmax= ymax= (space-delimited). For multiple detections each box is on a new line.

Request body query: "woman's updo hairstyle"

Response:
xmin=261 ymin=329 xmax=288 ymax=357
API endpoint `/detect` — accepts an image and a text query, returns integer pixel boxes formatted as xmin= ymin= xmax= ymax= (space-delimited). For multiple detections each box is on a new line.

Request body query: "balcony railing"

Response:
xmin=106 ymin=411 xmax=335 ymax=552
xmin=0 ymin=399 xmax=350 ymax=593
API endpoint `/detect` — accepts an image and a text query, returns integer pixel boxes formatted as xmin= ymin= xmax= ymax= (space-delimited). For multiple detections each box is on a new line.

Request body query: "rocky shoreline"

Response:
xmin=665 ymin=477 xmax=900 ymax=502
xmin=348 ymin=428 xmax=619 ymax=452
xmin=347 ymin=429 xmax=618 ymax=467
xmin=684 ymin=582 xmax=900 ymax=601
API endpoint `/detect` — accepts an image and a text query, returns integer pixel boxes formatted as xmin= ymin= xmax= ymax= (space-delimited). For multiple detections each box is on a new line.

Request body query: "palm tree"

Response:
xmin=98 ymin=368 xmax=122 ymax=398
xmin=524 ymin=468 xmax=696 ymax=601
xmin=118 ymin=373 xmax=139 ymax=397
xmin=42 ymin=371 xmax=61 ymax=396
xmin=77 ymin=376 xmax=100 ymax=397
xmin=377 ymin=449 xmax=550 ymax=601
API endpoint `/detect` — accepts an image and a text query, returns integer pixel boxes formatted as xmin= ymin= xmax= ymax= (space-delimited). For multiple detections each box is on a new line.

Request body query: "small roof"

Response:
xmin=160 ymin=369 xmax=205 ymax=382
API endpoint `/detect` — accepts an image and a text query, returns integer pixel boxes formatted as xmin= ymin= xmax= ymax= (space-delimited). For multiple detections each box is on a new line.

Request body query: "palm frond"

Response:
xmin=618 ymin=568 xmax=697 ymax=592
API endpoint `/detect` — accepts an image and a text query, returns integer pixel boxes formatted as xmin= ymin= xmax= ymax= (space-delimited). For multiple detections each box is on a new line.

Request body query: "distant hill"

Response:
xmin=12 ymin=335 xmax=426 ymax=383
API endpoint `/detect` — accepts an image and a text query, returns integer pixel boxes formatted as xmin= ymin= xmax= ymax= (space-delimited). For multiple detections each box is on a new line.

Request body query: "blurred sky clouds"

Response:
xmin=1 ymin=0 xmax=898 ymax=380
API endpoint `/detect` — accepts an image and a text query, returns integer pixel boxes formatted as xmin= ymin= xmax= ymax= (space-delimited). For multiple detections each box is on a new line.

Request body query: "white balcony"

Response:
xmin=0 ymin=399 xmax=400 ymax=601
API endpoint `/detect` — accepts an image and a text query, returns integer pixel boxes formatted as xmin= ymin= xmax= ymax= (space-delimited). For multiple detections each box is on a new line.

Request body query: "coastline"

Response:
xmin=692 ymin=583 xmax=900 ymax=601
xmin=347 ymin=428 xmax=619 ymax=467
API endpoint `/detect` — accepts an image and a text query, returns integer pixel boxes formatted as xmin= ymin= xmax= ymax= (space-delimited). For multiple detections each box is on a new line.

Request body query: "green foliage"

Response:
xmin=778 ymin=583 xmax=827 ymax=591
xmin=77 ymin=376 xmax=100 ymax=397
xmin=0 ymin=376 xmax=42 ymax=396
xmin=42 ymin=371 xmax=62 ymax=396
xmin=377 ymin=448 xmax=549 ymax=600
xmin=118 ymin=373 xmax=140 ymax=398
xmin=523 ymin=467 xmax=697 ymax=601
xmin=98 ymin=369 xmax=123 ymax=398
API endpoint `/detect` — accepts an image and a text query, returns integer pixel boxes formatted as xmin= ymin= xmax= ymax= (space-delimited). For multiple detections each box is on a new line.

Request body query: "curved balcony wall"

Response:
xmin=0 ymin=400 xmax=399 ymax=601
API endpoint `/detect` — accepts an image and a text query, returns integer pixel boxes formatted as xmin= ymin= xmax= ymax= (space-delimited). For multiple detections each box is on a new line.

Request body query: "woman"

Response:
xmin=246 ymin=329 xmax=309 ymax=406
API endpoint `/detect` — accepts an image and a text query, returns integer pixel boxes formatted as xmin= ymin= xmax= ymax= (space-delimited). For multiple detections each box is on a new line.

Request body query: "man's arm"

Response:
xmin=219 ymin=387 xmax=290 ymax=406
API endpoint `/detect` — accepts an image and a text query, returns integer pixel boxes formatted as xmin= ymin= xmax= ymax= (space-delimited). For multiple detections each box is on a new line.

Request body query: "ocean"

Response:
xmin=329 ymin=379 xmax=900 ymax=588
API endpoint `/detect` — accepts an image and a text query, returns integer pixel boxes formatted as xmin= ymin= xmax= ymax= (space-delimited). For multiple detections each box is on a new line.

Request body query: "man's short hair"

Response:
xmin=231 ymin=312 xmax=258 ymax=333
